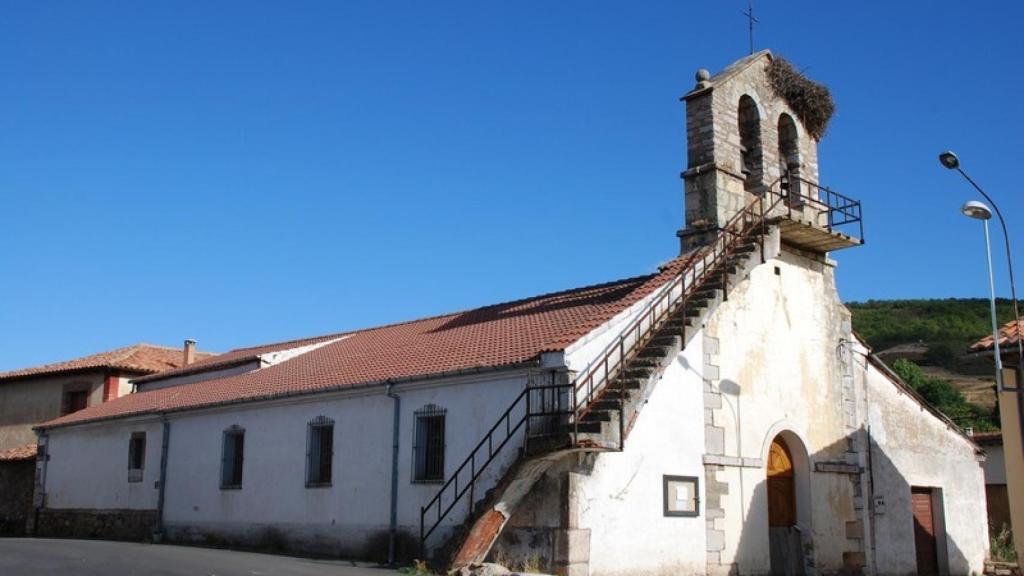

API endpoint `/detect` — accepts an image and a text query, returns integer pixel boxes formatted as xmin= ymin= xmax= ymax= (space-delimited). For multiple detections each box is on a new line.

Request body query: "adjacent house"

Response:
xmin=0 ymin=342 xmax=212 ymax=534
xmin=970 ymin=318 xmax=1024 ymax=562
xmin=31 ymin=52 xmax=989 ymax=575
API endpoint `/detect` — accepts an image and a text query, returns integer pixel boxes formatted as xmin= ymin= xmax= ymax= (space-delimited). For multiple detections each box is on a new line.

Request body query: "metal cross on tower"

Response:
xmin=743 ymin=0 xmax=759 ymax=55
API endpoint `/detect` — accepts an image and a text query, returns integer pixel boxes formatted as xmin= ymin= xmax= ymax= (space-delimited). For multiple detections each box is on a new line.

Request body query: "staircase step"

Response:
xmin=621 ymin=366 xmax=654 ymax=379
xmin=582 ymin=409 xmax=615 ymax=423
xmin=649 ymin=335 xmax=679 ymax=348
xmin=685 ymin=308 xmax=702 ymax=318
xmin=590 ymin=397 xmax=623 ymax=411
xmin=637 ymin=346 xmax=671 ymax=358
xmin=694 ymin=289 xmax=718 ymax=300
xmin=630 ymin=357 xmax=661 ymax=368
xmin=613 ymin=377 xmax=644 ymax=390
xmin=569 ymin=421 xmax=604 ymax=434
xmin=735 ymin=243 xmax=757 ymax=253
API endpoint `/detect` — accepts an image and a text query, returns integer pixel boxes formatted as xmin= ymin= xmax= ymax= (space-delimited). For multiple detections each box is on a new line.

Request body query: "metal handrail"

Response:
xmin=419 ymin=383 xmax=572 ymax=553
xmin=419 ymin=177 xmax=862 ymax=558
xmin=570 ymin=190 xmax=780 ymax=423
xmin=779 ymin=176 xmax=864 ymax=241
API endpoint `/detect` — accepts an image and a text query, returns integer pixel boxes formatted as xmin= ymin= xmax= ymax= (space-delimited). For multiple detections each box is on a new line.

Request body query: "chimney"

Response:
xmin=183 ymin=339 xmax=197 ymax=366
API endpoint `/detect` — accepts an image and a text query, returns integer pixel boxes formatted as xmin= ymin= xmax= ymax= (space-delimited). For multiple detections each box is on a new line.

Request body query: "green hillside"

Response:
xmin=846 ymin=298 xmax=1016 ymax=433
xmin=847 ymin=298 xmax=1017 ymax=361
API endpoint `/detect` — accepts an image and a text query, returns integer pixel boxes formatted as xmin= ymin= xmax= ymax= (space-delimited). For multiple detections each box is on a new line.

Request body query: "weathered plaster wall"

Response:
xmin=43 ymin=418 xmax=164 ymax=510
xmin=0 ymin=371 xmax=107 ymax=451
xmin=865 ymin=357 xmax=988 ymax=576
xmin=574 ymin=330 xmax=708 ymax=576
xmin=705 ymin=248 xmax=856 ymax=575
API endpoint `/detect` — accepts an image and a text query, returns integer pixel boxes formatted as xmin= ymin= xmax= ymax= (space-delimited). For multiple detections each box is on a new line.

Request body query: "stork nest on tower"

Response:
xmin=767 ymin=57 xmax=834 ymax=140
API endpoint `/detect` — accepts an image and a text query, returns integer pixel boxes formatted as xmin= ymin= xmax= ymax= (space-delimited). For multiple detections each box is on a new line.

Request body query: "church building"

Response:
xmin=31 ymin=51 xmax=987 ymax=575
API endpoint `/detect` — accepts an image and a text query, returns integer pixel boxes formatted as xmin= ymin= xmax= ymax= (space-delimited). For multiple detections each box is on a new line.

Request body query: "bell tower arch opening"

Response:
xmin=777 ymin=113 xmax=801 ymax=203
xmin=738 ymin=95 xmax=764 ymax=194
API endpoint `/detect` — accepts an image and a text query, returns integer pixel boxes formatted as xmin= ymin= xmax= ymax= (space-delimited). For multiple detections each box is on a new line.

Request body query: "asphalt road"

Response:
xmin=0 ymin=538 xmax=400 ymax=576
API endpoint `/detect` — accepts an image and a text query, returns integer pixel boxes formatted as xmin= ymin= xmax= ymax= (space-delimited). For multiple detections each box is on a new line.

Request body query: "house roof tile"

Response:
xmin=41 ymin=256 xmax=690 ymax=429
xmin=0 ymin=344 xmax=216 ymax=383
xmin=0 ymin=444 xmax=37 ymax=461
xmin=970 ymin=318 xmax=1024 ymax=354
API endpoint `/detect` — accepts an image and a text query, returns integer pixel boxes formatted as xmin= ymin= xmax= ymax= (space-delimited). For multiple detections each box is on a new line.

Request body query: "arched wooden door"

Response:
xmin=767 ymin=438 xmax=796 ymax=527
xmin=767 ymin=436 xmax=804 ymax=576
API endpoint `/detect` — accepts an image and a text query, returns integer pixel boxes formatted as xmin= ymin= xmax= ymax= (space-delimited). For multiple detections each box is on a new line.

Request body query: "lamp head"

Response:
xmin=939 ymin=151 xmax=960 ymax=170
xmin=961 ymin=200 xmax=992 ymax=221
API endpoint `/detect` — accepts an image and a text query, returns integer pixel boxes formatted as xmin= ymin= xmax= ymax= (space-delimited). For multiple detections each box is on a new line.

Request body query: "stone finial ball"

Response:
xmin=696 ymin=69 xmax=711 ymax=82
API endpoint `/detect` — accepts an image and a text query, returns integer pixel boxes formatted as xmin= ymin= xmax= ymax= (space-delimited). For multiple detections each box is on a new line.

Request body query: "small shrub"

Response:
xmin=991 ymin=523 xmax=1017 ymax=563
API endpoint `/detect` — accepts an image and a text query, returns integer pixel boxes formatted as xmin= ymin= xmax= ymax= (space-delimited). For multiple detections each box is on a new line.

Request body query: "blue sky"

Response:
xmin=2 ymin=1 xmax=1022 ymax=369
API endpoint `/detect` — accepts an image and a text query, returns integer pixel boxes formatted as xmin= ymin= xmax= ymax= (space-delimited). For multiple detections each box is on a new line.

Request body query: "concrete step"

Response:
xmin=637 ymin=346 xmax=672 ymax=358
xmin=629 ymin=357 xmax=661 ymax=369
xmin=581 ymin=409 xmax=616 ymax=423
xmin=612 ymin=377 xmax=644 ymax=390
xmin=589 ymin=397 xmax=624 ymax=411
xmin=649 ymin=335 xmax=679 ymax=348
xmin=621 ymin=366 xmax=654 ymax=380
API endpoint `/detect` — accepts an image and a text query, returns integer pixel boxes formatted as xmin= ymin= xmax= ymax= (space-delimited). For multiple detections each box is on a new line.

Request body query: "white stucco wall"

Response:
xmin=42 ymin=417 xmax=164 ymax=510
xmin=865 ymin=358 xmax=988 ymax=576
xmin=42 ymin=368 xmax=534 ymax=556
xmin=575 ymin=329 xmax=707 ymax=576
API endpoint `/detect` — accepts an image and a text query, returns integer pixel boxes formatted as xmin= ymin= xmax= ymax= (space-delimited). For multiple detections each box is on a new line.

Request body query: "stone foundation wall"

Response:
xmin=34 ymin=508 xmax=158 ymax=541
xmin=0 ymin=460 xmax=34 ymax=536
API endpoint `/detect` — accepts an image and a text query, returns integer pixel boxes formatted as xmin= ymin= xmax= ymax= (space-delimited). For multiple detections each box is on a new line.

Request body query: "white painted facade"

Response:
xmin=39 ymin=368 xmax=535 ymax=557
xmin=32 ymin=50 xmax=989 ymax=575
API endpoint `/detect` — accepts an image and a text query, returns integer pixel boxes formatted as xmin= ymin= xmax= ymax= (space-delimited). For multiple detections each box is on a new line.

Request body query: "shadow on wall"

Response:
xmin=725 ymin=427 xmax=975 ymax=576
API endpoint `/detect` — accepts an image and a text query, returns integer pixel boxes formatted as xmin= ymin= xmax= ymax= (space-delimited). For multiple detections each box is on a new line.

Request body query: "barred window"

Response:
xmin=220 ymin=426 xmax=245 ymax=489
xmin=413 ymin=404 xmax=445 ymax=483
xmin=128 ymin=432 xmax=146 ymax=483
xmin=306 ymin=416 xmax=334 ymax=487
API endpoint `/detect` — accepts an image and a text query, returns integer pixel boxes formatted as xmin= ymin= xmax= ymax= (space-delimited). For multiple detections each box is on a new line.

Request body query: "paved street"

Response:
xmin=0 ymin=538 xmax=400 ymax=576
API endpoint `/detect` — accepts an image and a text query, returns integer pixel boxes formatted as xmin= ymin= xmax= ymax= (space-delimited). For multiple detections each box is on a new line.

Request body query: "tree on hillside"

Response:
xmin=890 ymin=358 xmax=997 ymax=432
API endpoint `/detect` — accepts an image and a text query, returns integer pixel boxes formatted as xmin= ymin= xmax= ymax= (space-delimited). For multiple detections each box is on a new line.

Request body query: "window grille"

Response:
xmin=220 ymin=425 xmax=245 ymax=489
xmin=128 ymin=432 xmax=146 ymax=483
xmin=306 ymin=416 xmax=334 ymax=488
xmin=413 ymin=404 xmax=446 ymax=483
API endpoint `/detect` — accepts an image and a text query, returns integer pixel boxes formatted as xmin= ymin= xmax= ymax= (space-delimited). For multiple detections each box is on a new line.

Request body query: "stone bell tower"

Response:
xmin=677 ymin=50 xmax=840 ymax=254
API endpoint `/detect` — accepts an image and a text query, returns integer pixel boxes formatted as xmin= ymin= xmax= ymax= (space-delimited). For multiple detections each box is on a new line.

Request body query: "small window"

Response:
xmin=413 ymin=405 xmax=446 ymax=483
xmin=220 ymin=426 xmax=245 ymax=489
xmin=63 ymin=390 xmax=89 ymax=415
xmin=128 ymin=432 xmax=146 ymax=483
xmin=306 ymin=416 xmax=334 ymax=487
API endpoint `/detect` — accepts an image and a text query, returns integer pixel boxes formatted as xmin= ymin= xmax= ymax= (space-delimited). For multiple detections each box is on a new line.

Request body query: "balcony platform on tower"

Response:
xmin=764 ymin=177 xmax=863 ymax=254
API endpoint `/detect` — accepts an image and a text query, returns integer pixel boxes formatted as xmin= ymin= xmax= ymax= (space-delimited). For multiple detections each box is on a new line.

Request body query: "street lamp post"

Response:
xmin=941 ymin=151 xmax=1024 ymax=376
xmin=944 ymin=151 xmax=1024 ymax=562
xmin=961 ymin=201 xmax=1005 ymax=391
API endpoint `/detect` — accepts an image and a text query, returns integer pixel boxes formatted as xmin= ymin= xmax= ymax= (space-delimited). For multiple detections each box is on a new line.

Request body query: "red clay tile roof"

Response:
xmin=0 ymin=344 xmax=216 ymax=383
xmin=41 ymin=256 xmax=691 ymax=429
xmin=970 ymin=318 xmax=1024 ymax=353
xmin=970 ymin=431 xmax=1002 ymax=445
xmin=0 ymin=444 xmax=37 ymax=461
xmin=132 ymin=334 xmax=342 ymax=385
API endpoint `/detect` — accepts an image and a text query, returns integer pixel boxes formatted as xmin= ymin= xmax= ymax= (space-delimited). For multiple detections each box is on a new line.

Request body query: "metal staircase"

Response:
xmin=419 ymin=179 xmax=863 ymax=567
